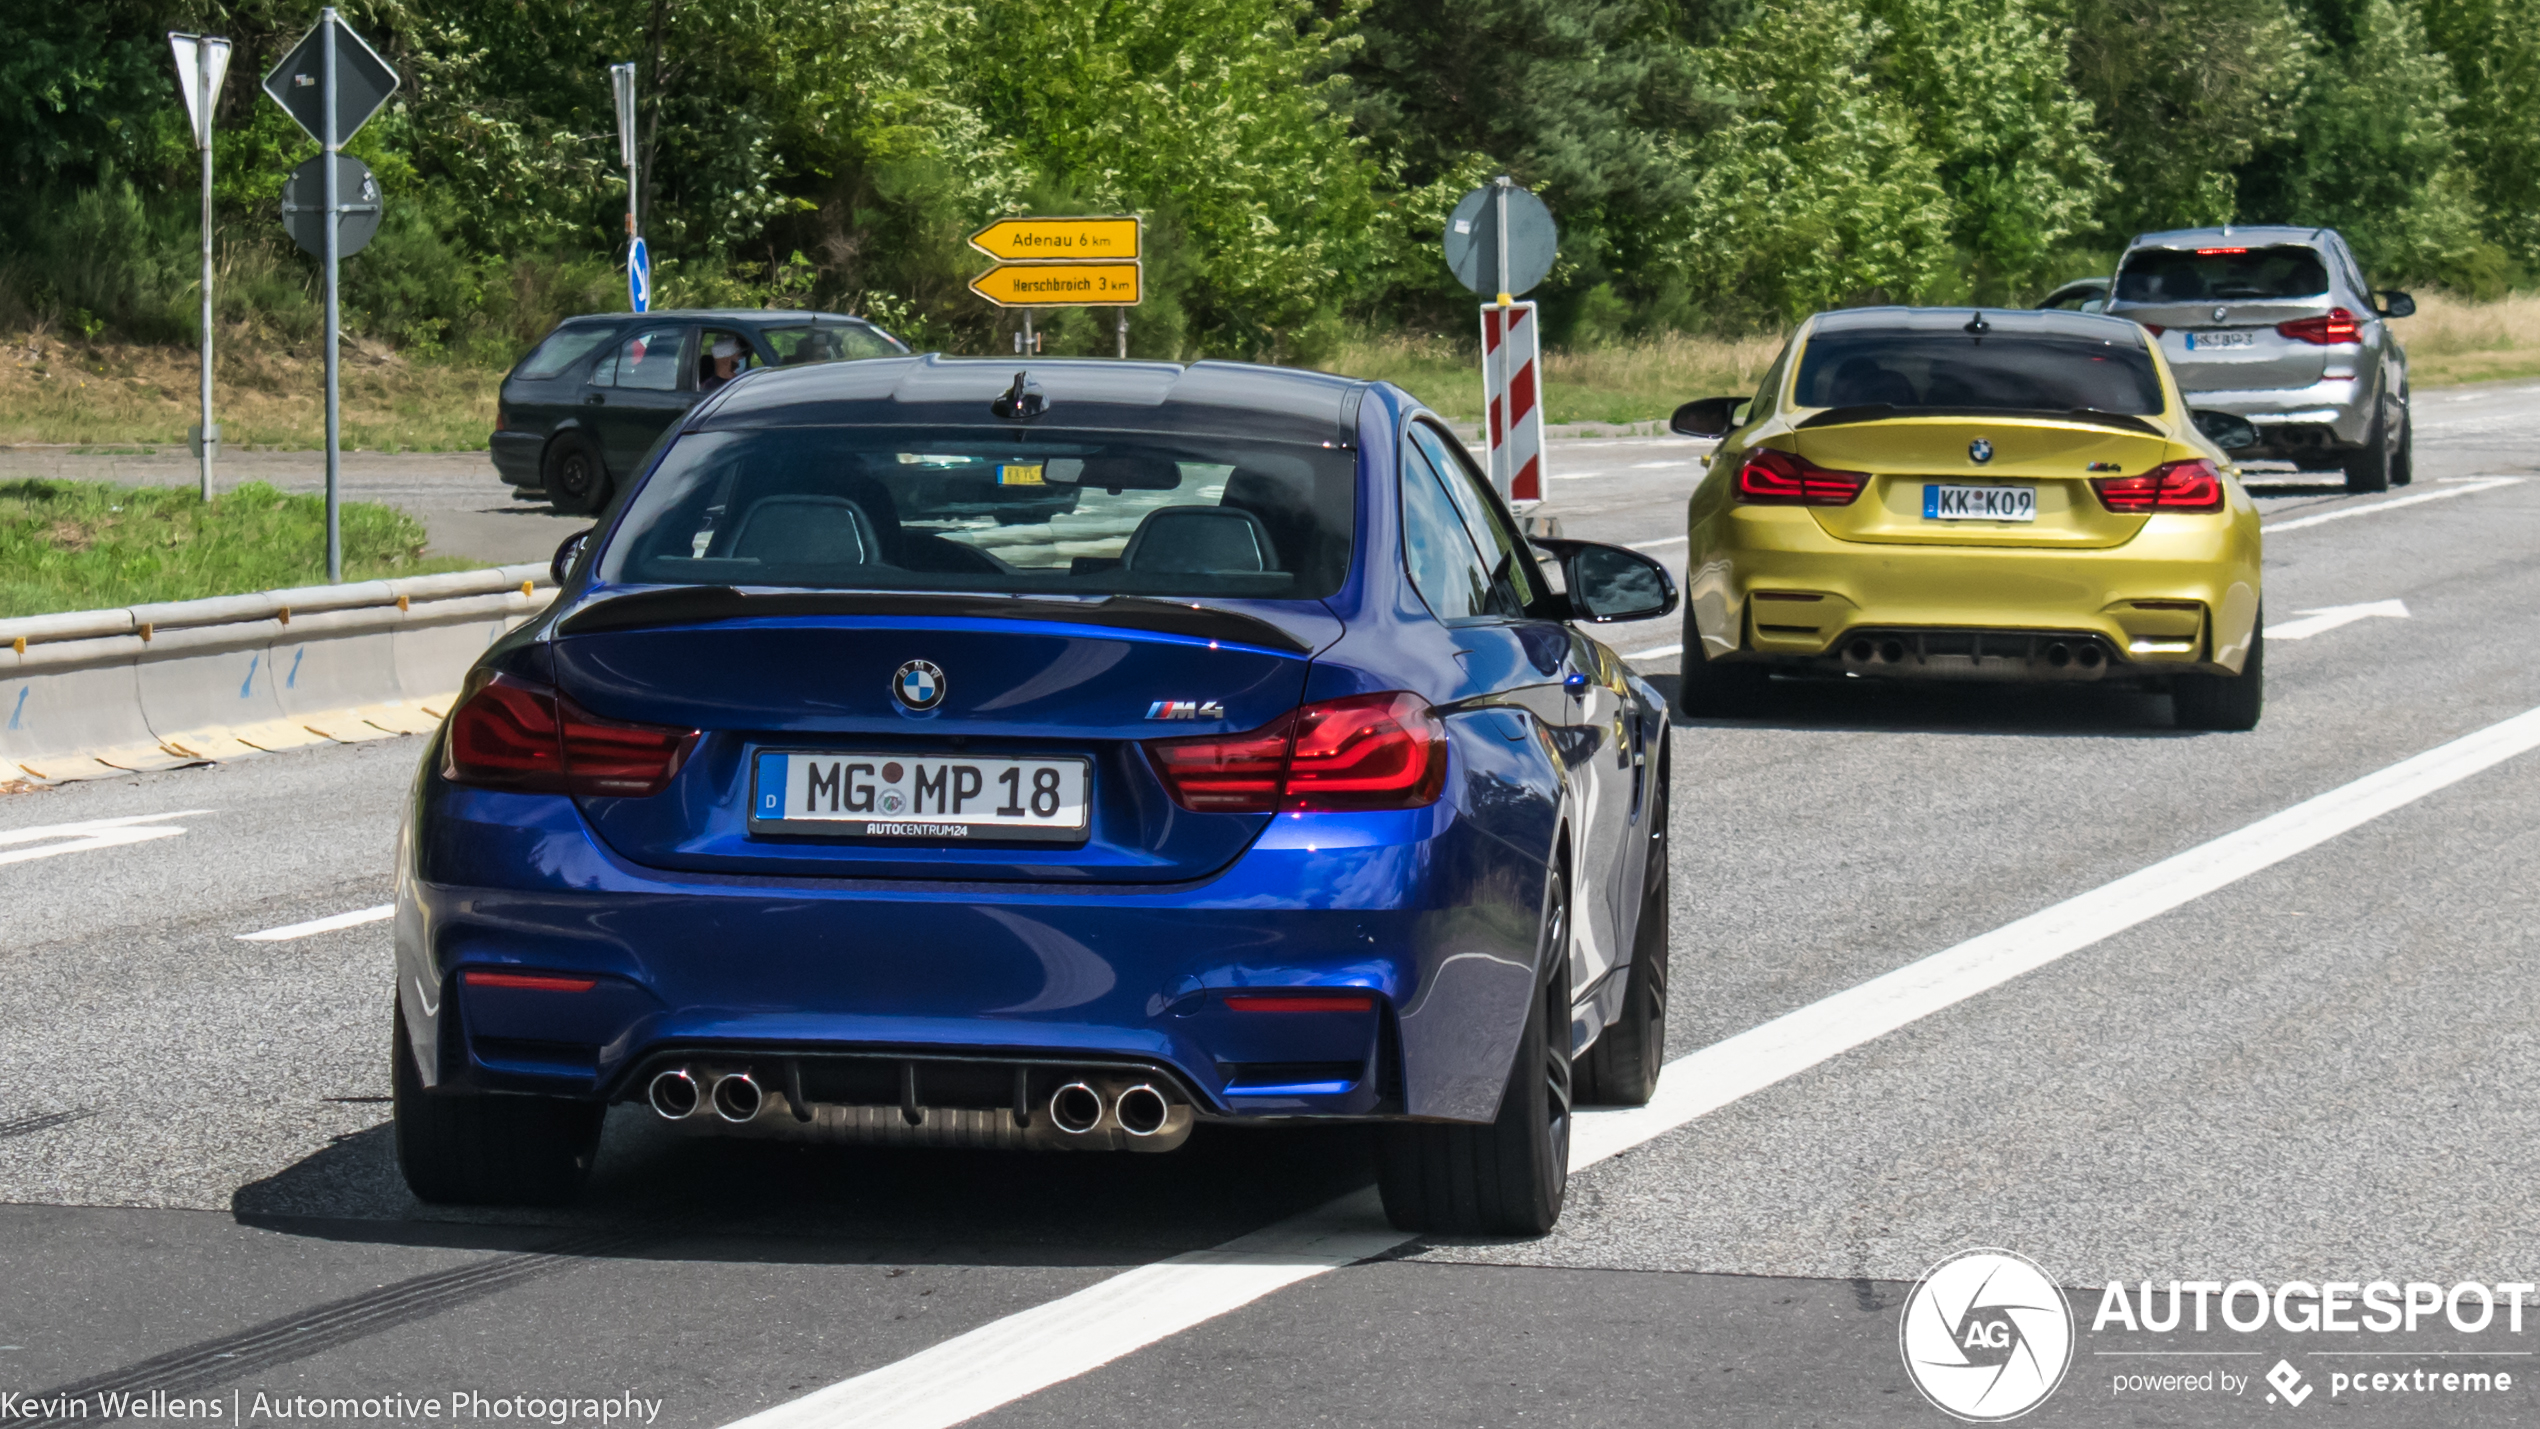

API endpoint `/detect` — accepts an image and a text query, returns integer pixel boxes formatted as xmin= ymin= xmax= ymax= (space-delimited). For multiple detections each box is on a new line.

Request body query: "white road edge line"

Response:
xmin=0 ymin=810 xmax=210 ymax=868
xmin=2262 ymin=476 xmax=2521 ymax=533
xmin=719 ymin=703 xmax=2540 ymax=1429
xmin=1626 ymin=535 xmax=1687 ymax=550
xmin=236 ymin=905 xmax=395 ymax=942
xmin=1619 ymin=643 xmax=1682 ymax=662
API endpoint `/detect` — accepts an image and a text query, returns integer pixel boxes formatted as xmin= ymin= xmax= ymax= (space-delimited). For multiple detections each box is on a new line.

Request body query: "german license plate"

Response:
xmin=2186 ymin=329 xmax=2254 ymax=350
xmin=750 ymin=751 xmax=1090 ymax=842
xmin=1924 ymin=484 xmax=2037 ymax=521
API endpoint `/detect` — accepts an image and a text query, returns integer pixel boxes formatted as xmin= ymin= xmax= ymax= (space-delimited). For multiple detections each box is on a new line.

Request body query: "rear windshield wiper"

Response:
xmin=1797 ymin=404 xmax=2159 ymax=435
xmin=555 ymin=585 xmax=1314 ymax=654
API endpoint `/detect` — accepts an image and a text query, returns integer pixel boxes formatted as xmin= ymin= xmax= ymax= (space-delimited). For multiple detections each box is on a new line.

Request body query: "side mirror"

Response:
xmin=551 ymin=527 xmax=594 ymax=586
xmin=2377 ymin=290 xmax=2416 ymax=319
xmin=2191 ymin=410 xmax=2258 ymax=452
xmin=1535 ymin=538 xmax=1679 ymax=624
xmin=1669 ymin=395 xmax=1748 ymax=438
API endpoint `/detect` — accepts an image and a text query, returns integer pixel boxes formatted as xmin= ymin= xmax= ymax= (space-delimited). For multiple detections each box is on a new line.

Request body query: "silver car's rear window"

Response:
xmin=599 ymin=426 xmax=1356 ymax=600
xmin=2114 ymin=246 xmax=2329 ymax=303
xmin=1793 ymin=331 xmax=2164 ymax=416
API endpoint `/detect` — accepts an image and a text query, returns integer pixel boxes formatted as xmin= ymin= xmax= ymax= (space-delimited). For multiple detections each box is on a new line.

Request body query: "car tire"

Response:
xmin=2391 ymin=409 xmax=2413 ymax=487
xmin=1577 ymin=752 xmax=1669 ymax=1108
xmin=1671 ymin=604 xmax=1769 ymax=718
xmin=392 ymin=998 xmax=603 ymax=1206
xmin=2171 ymin=615 xmax=2264 ymax=732
xmin=2343 ymin=409 xmax=2391 ymax=495
xmin=1377 ymin=877 xmax=1574 ymax=1236
xmin=543 ymin=433 xmax=613 ymax=516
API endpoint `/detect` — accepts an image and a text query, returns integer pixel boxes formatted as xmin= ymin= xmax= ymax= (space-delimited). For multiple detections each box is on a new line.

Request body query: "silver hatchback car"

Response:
xmin=2104 ymin=226 xmax=2415 ymax=492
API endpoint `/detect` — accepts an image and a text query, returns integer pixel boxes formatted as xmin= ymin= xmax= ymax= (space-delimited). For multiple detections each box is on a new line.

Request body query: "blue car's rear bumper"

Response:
xmin=396 ymin=737 xmax=1556 ymax=1125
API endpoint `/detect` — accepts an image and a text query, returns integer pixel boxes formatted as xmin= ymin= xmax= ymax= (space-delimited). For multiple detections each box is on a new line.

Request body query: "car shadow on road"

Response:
xmin=1644 ymin=672 xmax=2202 ymax=738
xmin=231 ymin=1111 xmax=1381 ymax=1268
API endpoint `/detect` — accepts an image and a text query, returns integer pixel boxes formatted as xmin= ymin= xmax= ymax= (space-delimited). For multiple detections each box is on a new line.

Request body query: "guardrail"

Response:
xmin=0 ymin=565 xmax=554 ymax=783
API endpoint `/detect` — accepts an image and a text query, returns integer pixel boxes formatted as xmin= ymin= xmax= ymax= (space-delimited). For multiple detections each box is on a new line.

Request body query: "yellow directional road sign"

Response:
xmin=967 ymin=216 xmax=1140 ymax=262
xmin=969 ymin=261 xmax=1142 ymax=308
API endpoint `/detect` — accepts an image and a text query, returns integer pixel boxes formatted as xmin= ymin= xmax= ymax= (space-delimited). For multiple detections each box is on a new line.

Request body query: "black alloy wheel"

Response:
xmin=392 ymin=998 xmax=603 ymax=1206
xmin=544 ymin=434 xmax=614 ymax=516
xmin=2172 ymin=612 xmax=2265 ymax=732
xmin=2343 ymin=405 xmax=2393 ymax=495
xmin=1578 ymin=746 xmax=1669 ymax=1107
xmin=1672 ymin=603 xmax=1770 ymax=718
xmin=1377 ymin=876 xmax=1575 ymax=1236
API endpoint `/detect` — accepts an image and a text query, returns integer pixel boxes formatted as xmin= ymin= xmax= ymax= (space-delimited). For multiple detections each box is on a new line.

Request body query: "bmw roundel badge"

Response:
xmin=1968 ymin=438 xmax=1994 ymax=465
xmin=891 ymin=659 xmax=946 ymax=712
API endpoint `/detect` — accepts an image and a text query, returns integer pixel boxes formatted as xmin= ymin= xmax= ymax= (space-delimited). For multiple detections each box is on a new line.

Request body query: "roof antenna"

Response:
xmin=1963 ymin=312 xmax=1991 ymax=337
xmin=990 ymin=370 xmax=1046 ymax=420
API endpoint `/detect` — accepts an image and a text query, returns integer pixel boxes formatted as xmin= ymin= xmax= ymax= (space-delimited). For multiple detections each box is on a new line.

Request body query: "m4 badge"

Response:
xmin=1145 ymin=700 xmax=1226 ymax=720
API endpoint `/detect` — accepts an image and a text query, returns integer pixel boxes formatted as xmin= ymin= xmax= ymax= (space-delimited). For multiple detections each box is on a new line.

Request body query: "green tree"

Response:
xmin=2420 ymin=0 xmax=2540 ymax=269
xmin=2067 ymin=0 xmax=2313 ymax=236
xmin=1667 ymin=0 xmax=1955 ymax=324
xmin=2236 ymin=0 xmax=2485 ymax=282
xmin=1863 ymin=0 xmax=2112 ymax=296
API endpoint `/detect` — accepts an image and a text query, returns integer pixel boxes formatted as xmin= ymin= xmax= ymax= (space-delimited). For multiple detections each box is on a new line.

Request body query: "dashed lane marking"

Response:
xmin=718 ymin=702 xmax=2540 ymax=1429
xmin=0 ymin=811 xmax=207 ymax=869
xmin=236 ymin=905 xmax=394 ymax=942
xmin=2262 ymin=476 xmax=2521 ymax=532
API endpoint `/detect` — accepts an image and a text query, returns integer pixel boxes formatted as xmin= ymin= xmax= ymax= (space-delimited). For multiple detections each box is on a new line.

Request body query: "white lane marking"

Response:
xmin=237 ymin=905 xmax=394 ymax=942
xmin=722 ymin=1189 xmax=1404 ymax=1429
xmin=1620 ymin=643 xmax=1683 ymax=661
xmin=2265 ymin=599 xmax=2409 ymax=642
xmin=1569 ymin=699 xmax=2540 ymax=1165
xmin=1630 ymin=460 xmax=1687 ymax=469
xmin=0 ymin=811 xmax=208 ymax=868
xmin=2262 ymin=476 xmax=2521 ymax=532
xmin=1627 ymin=535 xmax=1687 ymax=550
xmin=1548 ymin=469 xmax=1615 ymax=481
xmin=722 ymin=703 xmax=2540 ymax=1429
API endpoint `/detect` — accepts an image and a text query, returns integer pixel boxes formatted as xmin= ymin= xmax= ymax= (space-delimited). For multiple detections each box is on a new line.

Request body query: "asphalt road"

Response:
xmin=6 ymin=384 xmax=2540 ymax=1426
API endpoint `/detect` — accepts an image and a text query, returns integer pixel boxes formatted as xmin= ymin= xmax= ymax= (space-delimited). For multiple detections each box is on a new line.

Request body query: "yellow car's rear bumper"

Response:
xmin=1688 ymin=505 xmax=2263 ymax=676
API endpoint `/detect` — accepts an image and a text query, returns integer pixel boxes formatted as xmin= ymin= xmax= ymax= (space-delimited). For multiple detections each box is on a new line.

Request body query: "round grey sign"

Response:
xmin=281 ymin=154 xmax=384 ymax=260
xmin=1443 ymin=183 xmax=1558 ymax=298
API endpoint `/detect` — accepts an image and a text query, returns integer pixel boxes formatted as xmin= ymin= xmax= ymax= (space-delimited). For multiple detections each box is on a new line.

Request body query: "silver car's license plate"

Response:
xmin=750 ymin=750 xmax=1091 ymax=842
xmin=2186 ymin=329 xmax=2254 ymax=350
xmin=1924 ymin=484 xmax=2037 ymax=521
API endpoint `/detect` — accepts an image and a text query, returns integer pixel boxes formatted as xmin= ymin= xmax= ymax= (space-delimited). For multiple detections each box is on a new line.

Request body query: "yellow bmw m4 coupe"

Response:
xmin=1668 ymin=307 xmax=2265 ymax=729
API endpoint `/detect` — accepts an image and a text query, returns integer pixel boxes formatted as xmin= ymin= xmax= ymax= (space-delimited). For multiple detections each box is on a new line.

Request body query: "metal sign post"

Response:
xmin=965 ymin=217 xmax=1142 ymax=356
xmin=1442 ymin=179 xmax=1558 ymax=502
xmin=610 ymin=63 xmax=642 ymax=311
xmin=170 ymin=33 xmax=232 ymax=502
xmin=264 ymin=10 xmax=398 ymax=582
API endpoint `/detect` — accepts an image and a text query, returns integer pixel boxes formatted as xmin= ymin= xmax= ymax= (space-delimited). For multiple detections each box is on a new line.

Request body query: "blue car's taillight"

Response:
xmin=442 ymin=671 xmax=700 ymax=798
xmin=1146 ymin=692 xmax=1446 ymax=813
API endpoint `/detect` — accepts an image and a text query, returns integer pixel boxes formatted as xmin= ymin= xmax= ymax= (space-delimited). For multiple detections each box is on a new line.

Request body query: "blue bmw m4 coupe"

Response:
xmin=393 ymin=356 xmax=1677 ymax=1234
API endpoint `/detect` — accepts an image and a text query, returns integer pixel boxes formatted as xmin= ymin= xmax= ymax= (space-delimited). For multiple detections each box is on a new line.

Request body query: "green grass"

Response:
xmin=1324 ymin=329 xmax=1791 ymax=426
xmin=0 ymin=479 xmax=477 ymax=617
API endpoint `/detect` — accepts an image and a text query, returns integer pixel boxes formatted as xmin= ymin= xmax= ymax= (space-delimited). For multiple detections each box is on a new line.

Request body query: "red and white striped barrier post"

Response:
xmin=1481 ymin=301 xmax=1545 ymax=505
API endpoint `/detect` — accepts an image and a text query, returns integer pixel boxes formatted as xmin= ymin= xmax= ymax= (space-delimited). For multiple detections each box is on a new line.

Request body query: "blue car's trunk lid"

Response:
xmin=550 ymin=589 xmax=1332 ymax=883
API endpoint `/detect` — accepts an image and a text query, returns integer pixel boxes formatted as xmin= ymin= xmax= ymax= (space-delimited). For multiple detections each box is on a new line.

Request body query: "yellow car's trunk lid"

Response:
xmin=1791 ymin=416 xmax=2165 ymax=548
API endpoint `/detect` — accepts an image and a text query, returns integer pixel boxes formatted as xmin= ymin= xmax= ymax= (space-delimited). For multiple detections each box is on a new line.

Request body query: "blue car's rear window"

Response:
xmin=598 ymin=426 xmax=1357 ymax=600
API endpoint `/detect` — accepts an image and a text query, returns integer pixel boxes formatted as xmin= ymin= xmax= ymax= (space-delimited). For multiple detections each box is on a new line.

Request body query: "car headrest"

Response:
xmin=726 ymin=495 xmax=880 ymax=567
xmin=1119 ymin=506 xmax=1277 ymax=575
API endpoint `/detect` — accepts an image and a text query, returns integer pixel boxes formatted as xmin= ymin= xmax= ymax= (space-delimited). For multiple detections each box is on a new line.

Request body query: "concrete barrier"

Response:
xmin=0 ymin=566 xmax=552 ymax=784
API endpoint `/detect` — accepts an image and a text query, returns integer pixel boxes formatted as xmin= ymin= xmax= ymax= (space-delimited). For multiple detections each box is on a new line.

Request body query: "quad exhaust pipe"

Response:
xmin=647 ymin=1066 xmax=765 ymax=1123
xmin=643 ymin=1061 xmax=1194 ymax=1150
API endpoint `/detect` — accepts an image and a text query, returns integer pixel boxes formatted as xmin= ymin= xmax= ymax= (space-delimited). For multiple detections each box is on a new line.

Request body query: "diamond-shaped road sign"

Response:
xmin=262 ymin=16 xmax=399 ymax=146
